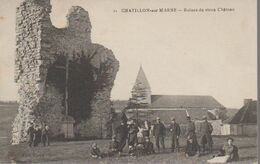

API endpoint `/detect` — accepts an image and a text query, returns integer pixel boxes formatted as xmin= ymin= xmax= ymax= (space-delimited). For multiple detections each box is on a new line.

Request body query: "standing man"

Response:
xmin=200 ymin=116 xmax=213 ymax=153
xmin=41 ymin=125 xmax=50 ymax=146
xmin=33 ymin=125 xmax=42 ymax=147
xmin=27 ymin=122 xmax=35 ymax=147
xmin=169 ymin=117 xmax=181 ymax=152
xmin=128 ymin=120 xmax=139 ymax=147
xmin=153 ymin=117 xmax=166 ymax=152
xmin=117 ymin=120 xmax=128 ymax=155
xmin=116 ymin=108 xmax=128 ymax=155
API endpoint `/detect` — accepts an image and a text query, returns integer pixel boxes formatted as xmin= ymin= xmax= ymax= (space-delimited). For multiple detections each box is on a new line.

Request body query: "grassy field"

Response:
xmin=0 ymin=104 xmax=257 ymax=163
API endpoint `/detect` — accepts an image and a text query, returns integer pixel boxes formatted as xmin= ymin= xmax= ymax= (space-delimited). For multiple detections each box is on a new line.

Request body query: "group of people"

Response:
xmin=182 ymin=115 xmax=239 ymax=163
xmin=91 ymin=110 xmax=239 ymax=163
xmin=185 ymin=115 xmax=213 ymax=156
xmin=90 ymin=118 xmax=156 ymax=159
xmin=27 ymin=122 xmax=50 ymax=147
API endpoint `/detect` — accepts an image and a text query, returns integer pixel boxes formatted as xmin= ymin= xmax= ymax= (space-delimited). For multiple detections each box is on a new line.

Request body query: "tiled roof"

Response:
xmin=226 ymin=100 xmax=257 ymax=124
xmin=126 ymin=109 xmax=188 ymax=124
xmin=150 ymin=95 xmax=224 ymax=109
xmin=149 ymin=109 xmax=188 ymax=124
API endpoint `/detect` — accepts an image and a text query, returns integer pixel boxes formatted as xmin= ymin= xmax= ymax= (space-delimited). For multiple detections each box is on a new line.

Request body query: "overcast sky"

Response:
xmin=0 ymin=0 xmax=256 ymax=108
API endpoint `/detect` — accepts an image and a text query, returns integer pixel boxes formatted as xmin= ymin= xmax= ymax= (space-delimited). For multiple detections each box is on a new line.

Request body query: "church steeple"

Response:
xmin=132 ymin=65 xmax=151 ymax=90
xmin=131 ymin=66 xmax=151 ymax=105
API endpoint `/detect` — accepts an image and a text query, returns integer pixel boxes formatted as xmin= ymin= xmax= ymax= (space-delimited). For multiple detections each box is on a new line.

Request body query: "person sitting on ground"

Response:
xmin=108 ymin=135 xmax=119 ymax=156
xmin=219 ymin=137 xmax=239 ymax=161
xmin=90 ymin=143 xmax=102 ymax=159
xmin=143 ymin=136 xmax=155 ymax=155
xmin=135 ymin=143 xmax=145 ymax=156
xmin=185 ymin=134 xmax=200 ymax=157
xmin=207 ymin=137 xmax=239 ymax=163
xmin=221 ymin=137 xmax=239 ymax=161
xmin=128 ymin=145 xmax=136 ymax=157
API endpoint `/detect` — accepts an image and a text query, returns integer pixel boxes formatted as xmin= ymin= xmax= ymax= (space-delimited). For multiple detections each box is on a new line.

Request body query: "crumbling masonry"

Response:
xmin=12 ymin=0 xmax=119 ymax=144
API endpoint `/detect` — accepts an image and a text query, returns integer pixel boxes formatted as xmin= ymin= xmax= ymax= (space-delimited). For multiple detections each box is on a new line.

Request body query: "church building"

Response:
xmin=125 ymin=66 xmax=226 ymax=125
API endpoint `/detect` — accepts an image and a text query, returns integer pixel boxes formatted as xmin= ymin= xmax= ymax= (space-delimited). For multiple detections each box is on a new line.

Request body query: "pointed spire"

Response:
xmin=132 ymin=65 xmax=151 ymax=90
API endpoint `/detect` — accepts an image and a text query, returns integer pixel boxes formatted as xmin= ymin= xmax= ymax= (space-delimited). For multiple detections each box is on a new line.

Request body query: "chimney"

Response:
xmin=244 ymin=99 xmax=252 ymax=105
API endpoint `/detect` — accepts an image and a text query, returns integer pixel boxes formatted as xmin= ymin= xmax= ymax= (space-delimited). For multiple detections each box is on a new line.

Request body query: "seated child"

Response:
xmin=90 ymin=142 xmax=102 ymax=159
xmin=185 ymin=136 xmax=200 ymax=157
xmin=128 ymin=145 xmax=136 ymax=157
xmin=136 ymin=143 xmax=145 ymax=156
xmin=108 ymin=136 xmax=119 ymax=156
xmin=143 ymin=137 xmax=155 ymax=155
xmin=208 ymin=137 xmax=239 ymax=163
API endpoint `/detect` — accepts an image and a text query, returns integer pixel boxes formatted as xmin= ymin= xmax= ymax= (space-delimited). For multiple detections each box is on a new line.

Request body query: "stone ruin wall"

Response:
xmin=12 ymin=0 xmax=119 ymax=144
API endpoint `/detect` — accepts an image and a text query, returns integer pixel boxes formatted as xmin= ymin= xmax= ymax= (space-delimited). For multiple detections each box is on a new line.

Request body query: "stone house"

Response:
xmin=221 ymin=99 xmax=257 ymax=136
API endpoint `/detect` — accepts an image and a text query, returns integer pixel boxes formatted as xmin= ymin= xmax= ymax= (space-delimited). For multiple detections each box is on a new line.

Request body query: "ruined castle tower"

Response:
xmin=13 ymin=0 xmax=119 ymax=144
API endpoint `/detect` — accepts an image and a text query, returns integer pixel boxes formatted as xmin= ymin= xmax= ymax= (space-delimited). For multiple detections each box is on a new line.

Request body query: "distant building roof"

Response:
xmin=126 ymin=109 xmax=188 ymax=124
xmin=112 ymin=100 xmax=128 ymax=112
xmin=226 ymin=100 xmax=257 ymax=124
xmin=150 ymin=95 xmax=224 ymax=109
xmin=132 ymin=66 xmax=151 ymax=90
xmin=149 ymin=110 xmax=188 ymax=124
xmin=225 ymin=108 xmax=239 ymax=118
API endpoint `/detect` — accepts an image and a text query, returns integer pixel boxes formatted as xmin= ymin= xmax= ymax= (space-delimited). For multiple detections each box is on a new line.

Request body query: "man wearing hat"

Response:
xmin=200 ymin=115 xmax=213 ymax=153
xmin=153 ymin=117 xmax=166 ymax=151
xmin=33 ymin=125 xmax=42 ymax=147
xmin=117 ymin=120 xmax=129 ymax=155
xmin=169 ymin=117 xmax=181 ymax=152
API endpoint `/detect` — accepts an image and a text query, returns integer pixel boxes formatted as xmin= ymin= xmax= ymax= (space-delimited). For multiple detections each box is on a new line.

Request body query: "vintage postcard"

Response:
xmin=0 ymin=0 xmax=257 ymax=163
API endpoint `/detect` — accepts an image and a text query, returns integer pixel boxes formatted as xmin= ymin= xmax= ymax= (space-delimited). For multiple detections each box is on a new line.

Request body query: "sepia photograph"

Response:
xmin=0 ymin=0 xmax=257 ymax=163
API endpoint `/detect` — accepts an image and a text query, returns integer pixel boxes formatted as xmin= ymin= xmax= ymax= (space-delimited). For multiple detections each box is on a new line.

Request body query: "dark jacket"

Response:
xmin=34 ymin=129 xmax=42 ymax=142
xmin=201 ymin=121 xmax=213 ymax=135
xmin=41 ymin=128 xmax=49 ymax=137
xmin=185 ymin=139 xmax=199 ymax=156
xmin=117 ymin=124 xmax=128 ymax=140
xmin=144 ymin=141 xmax=155 ymax=154
xmin=128 ymin=124 xmax=139 ymax=146
xmin=169 ymin=122 xmax=181 ymax=136
xmin=200 ymin=121 xmax=213 ymax=145
xmin=153 ymin=122 xmax=165 ymax=137
xmin=222 ymin=144 xmax=239 ymax=161
xmin=27 ymin=126 xmax=34 ymax=140
xmin=187 ymin=121 xmax=196 ymax=137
